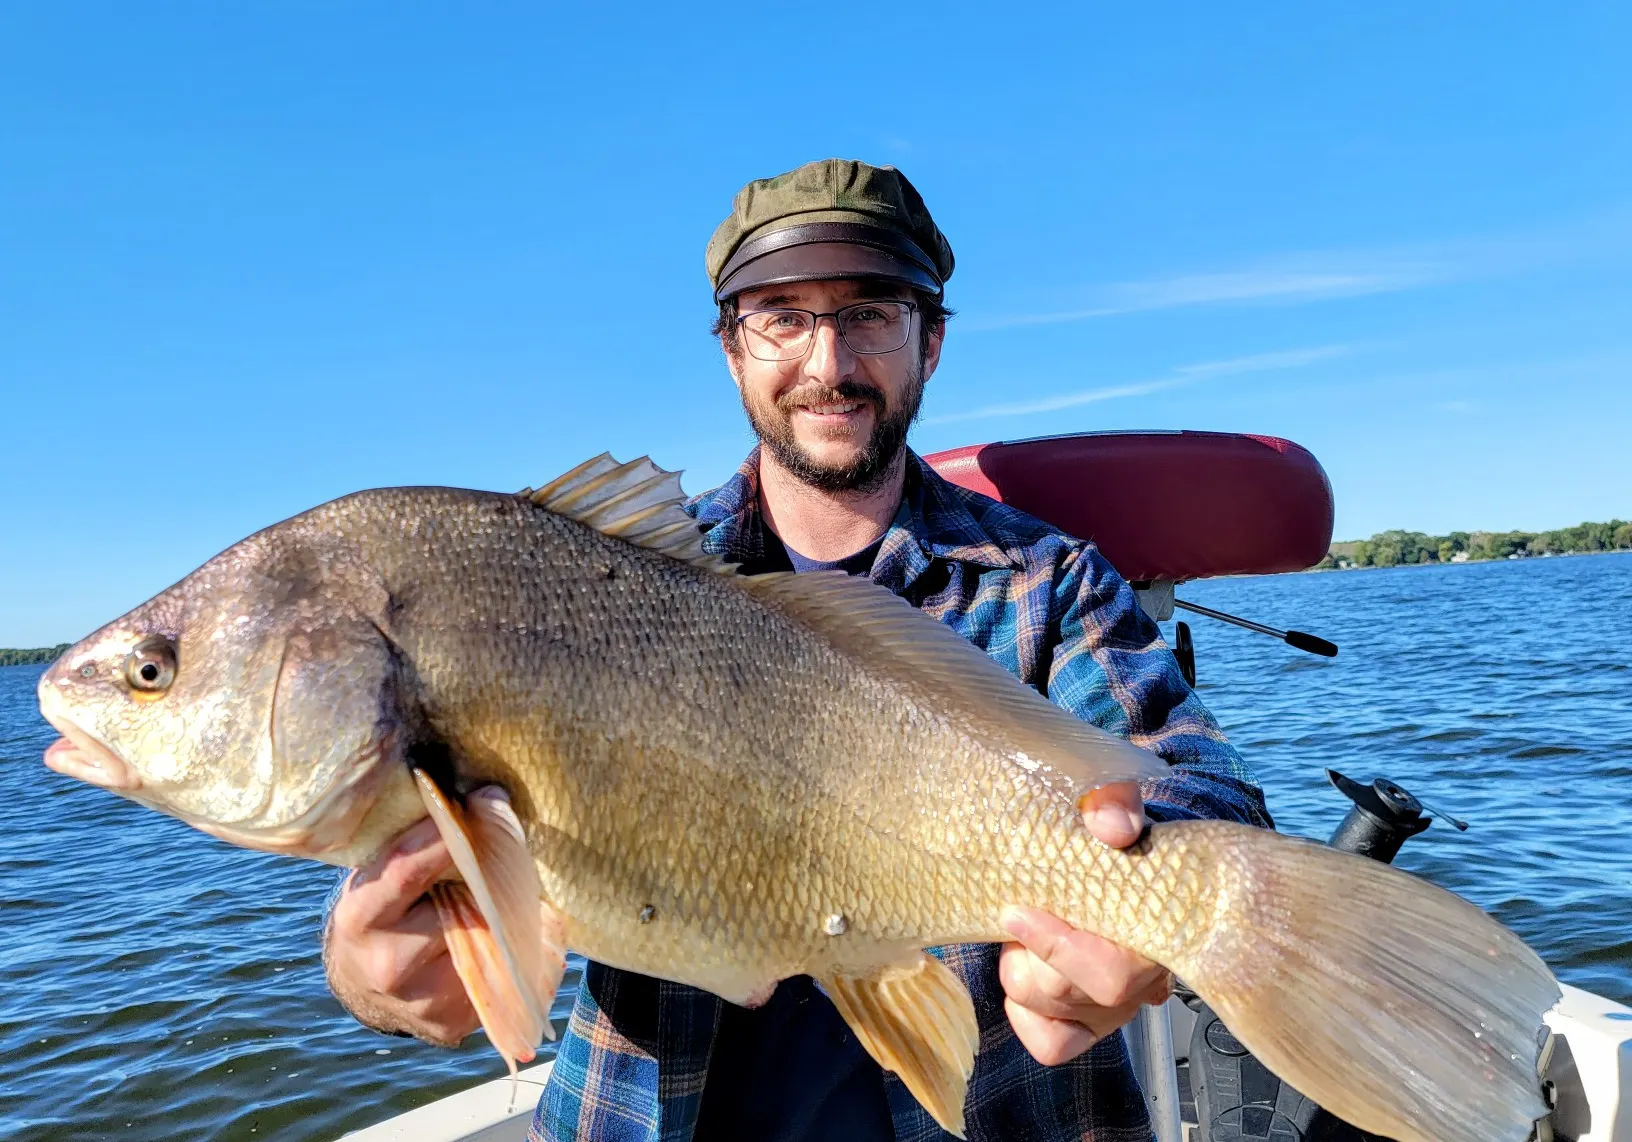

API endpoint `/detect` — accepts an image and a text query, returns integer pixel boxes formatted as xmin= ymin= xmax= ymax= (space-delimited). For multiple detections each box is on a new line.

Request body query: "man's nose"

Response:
xmin=802 ymin=316 xmax=854 ymax=384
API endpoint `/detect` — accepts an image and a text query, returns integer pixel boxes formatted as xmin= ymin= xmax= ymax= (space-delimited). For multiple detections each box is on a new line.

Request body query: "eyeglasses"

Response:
xmin=735 ymin=300 xmax=917 ymax=362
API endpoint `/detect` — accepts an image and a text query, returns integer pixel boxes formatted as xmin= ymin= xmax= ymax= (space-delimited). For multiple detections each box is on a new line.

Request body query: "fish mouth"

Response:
xmin=40 ymin=714 xmax=141 ymax=792
xmin=37 ymin=675 xmax=141 ymax=791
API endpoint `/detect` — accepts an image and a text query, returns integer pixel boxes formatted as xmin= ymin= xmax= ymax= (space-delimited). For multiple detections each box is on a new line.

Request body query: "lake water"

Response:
xmin=2 ymin=553 xmax=1629 ymax=1141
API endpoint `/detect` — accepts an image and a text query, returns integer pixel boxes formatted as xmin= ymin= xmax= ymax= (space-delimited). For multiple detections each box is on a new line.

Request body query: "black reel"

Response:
xmin=1183 ymin=771 xmax=1455 ymax=1142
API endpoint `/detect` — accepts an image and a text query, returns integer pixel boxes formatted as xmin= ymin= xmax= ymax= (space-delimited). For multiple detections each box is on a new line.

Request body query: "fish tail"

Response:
xmin=1171 ymin=824 xmax=1558 ymax=1142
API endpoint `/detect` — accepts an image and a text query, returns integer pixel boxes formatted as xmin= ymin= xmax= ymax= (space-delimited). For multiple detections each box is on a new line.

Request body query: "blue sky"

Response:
xmin=2 ymin=3 xmax=1627 ymax=646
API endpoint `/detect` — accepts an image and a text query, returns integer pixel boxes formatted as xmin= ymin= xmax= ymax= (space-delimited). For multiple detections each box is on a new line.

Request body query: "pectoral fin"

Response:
xmin=820 ymin=954 xmax=979 ymax=1139
xmin=414 ymin=771 xmax=564 ymax=1072
xmin=429 ymin=882 xmax=548 ymax=1069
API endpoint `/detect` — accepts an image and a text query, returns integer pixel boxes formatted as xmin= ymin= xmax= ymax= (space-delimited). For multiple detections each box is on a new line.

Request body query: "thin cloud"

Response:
xmin=1173 ymin=345 xmax=1350 ymax=376
xmin=926 ymin=345 xmax=1347 ymax=425
xmin=966 ymin=262 xmax=1446 ymax=332
xmin=964 ymin=208 xmax=1632 ymax=334
xmin=1116 ymin=266 xmax=1442 ymax=310
xmin=927 ymin=377 xmax=1186 ymax=424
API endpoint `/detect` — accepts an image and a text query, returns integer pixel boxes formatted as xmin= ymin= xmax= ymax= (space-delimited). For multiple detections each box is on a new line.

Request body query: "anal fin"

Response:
xmin=820 ymin=954 xmax=979 ymax=1139
xmin=414 ymin=771 xmax=563 ymax=1070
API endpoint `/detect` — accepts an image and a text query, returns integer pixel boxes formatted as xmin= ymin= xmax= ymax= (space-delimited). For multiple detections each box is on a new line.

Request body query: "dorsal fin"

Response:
xmin=520 ymin=454 xmax=736 ymax=574
xmin=741 ymin=570 xmax=1166 ymax=794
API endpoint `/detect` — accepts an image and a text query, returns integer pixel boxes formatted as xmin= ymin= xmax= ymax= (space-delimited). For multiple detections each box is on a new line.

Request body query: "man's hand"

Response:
xmin=324 ymin=816 xmax=480 ymax=1047
xmin=998 ymin=781 xmax=1172 ymax=1066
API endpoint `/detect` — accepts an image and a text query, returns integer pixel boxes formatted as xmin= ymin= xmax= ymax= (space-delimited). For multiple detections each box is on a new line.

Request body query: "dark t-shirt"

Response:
xmin=751 ymin=530 xmax=885 ymax=577
xmin=691 ymin=529 xmax=893 ymax=1141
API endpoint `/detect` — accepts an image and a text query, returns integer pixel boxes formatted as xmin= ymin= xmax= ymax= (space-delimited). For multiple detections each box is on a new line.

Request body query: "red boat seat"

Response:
xmin=924 ymin=431 xmax=1333 ymax=582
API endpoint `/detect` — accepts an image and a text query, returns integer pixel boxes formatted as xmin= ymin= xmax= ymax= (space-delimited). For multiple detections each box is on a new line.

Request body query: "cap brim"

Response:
xmin=714 ymin=241 xmax=941 ymax=302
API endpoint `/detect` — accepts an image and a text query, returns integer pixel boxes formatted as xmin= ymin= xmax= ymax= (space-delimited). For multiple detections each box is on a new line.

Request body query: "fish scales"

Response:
xmin=319 ymin=487 xmax=1191 ymax=990
xmin=38 ymin=461 xmax=1562 ymax=1142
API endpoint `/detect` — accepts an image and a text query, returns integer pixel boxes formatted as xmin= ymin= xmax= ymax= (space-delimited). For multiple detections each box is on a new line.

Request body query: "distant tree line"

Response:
xmin=1321 ymin=520 xmax=1632 ymax=570
xmin=0 ymin=644 xmax=70 ymax=667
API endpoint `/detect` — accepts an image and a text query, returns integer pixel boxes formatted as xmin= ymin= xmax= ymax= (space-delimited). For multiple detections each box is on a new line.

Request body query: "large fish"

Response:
xmin=39 ymin=455 xmax=1557 ymax=1141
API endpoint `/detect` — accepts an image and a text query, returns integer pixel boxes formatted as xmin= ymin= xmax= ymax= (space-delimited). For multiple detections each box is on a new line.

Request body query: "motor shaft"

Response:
xmin=1172 ymin=598 xmax=1338 ymax=657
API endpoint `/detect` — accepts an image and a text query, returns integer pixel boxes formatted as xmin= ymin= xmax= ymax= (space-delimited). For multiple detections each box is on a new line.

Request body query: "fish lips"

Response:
xmin=42 ymin=735 xmax=140 ymax=791
xmin=38 ymin=685 xmax=141 ymax=792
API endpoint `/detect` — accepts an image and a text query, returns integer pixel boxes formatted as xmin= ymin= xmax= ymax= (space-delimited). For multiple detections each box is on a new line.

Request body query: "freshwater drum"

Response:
xmin=33 ymin=454 xmax=1562 ymax=1142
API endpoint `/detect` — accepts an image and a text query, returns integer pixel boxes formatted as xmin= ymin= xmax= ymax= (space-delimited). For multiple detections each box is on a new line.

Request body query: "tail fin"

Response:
xmin=1179 ymin=827 xmax=1558 ymax=1142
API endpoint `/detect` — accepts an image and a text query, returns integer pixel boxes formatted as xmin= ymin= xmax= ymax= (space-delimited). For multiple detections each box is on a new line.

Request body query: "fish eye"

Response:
xmin=78 ymin=664 xmax=96 ymax=679
xmin=124 ymin=637 xmax=177 ymax=694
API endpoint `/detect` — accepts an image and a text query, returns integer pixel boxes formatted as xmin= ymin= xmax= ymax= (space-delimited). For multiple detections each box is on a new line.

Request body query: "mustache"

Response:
xmin=776 ymin=380 xmax=886 ymax=414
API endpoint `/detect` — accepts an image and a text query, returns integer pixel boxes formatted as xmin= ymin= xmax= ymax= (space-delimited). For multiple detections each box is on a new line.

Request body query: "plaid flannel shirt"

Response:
xmin=532 ymin=447 xmax=1271 ymax=1142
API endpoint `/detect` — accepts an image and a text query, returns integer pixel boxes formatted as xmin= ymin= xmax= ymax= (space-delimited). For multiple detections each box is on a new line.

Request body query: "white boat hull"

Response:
xmin=340 ymin=983 xmax=1632 ymax=1142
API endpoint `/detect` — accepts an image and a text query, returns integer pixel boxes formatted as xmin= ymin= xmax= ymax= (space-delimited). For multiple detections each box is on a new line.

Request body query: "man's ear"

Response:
xmin=921 ymin=320 xmax=946 ymax=382
xmin=722 ymin=342 xmax=746 ymax=391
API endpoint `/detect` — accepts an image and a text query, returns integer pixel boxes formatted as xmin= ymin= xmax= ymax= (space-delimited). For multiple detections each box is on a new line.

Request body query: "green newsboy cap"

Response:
xmin=707 ymin=158 xmax=955 ymax=302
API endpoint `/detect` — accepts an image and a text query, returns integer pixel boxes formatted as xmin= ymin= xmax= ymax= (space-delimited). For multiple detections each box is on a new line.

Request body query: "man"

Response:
xmin=324 ymin=159 xmax=1270 ymax=1140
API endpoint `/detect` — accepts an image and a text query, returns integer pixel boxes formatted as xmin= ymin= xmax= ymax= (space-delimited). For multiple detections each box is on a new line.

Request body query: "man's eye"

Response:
xmin=848 ymin=307 xmax=889 ymax=324
xmin=769 ymin=313 xmax=807 ymax=330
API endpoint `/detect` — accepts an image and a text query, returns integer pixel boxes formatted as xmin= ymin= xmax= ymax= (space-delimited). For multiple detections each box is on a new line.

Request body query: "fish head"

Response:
xmin=38 ymin=518 xmax=417 ymax=863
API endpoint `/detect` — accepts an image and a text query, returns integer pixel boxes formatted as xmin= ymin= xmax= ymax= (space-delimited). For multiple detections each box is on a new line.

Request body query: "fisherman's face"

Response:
xmin=728 ymin=278 xmax=943 ymax=494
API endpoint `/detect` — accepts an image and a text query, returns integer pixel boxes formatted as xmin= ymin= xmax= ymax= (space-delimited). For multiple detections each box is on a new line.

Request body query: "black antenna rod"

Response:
xmin=1173 ymin=598 xmax=1339 ymax=658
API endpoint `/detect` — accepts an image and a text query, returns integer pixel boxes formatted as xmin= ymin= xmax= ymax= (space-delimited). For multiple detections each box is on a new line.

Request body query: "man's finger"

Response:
xmin=1000 ymin=940 xmax=1172 ymax=1024
xmin=340 ymin=820 xmax=451 ymax=929
xmin=1000 ymin=906 xmax=1166 ymax=1009
xmin=347 ymin=787 xmax=512 ymax=923
xmin=358 ymin=901 xmax=450 ymax=991
xmin=998 ymin=941 xmax=1087 ymax=1018
xmin=1004 ymin=997 xmax=1100 ymax=1067
xmin=1078 ymin=781 xmax=1146 ymax=848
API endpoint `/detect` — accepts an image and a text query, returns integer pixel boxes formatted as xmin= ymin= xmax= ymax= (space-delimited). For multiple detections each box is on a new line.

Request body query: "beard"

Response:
xmin=740 ymin=359 xmax=926 ymax=495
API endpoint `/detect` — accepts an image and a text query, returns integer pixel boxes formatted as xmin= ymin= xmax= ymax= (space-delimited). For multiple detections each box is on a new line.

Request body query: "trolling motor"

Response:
xmin=1184 ymin=771 xmax=1465 ymax=1142
xmin=1325 ymin=769 xmax=1467 ymax=859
